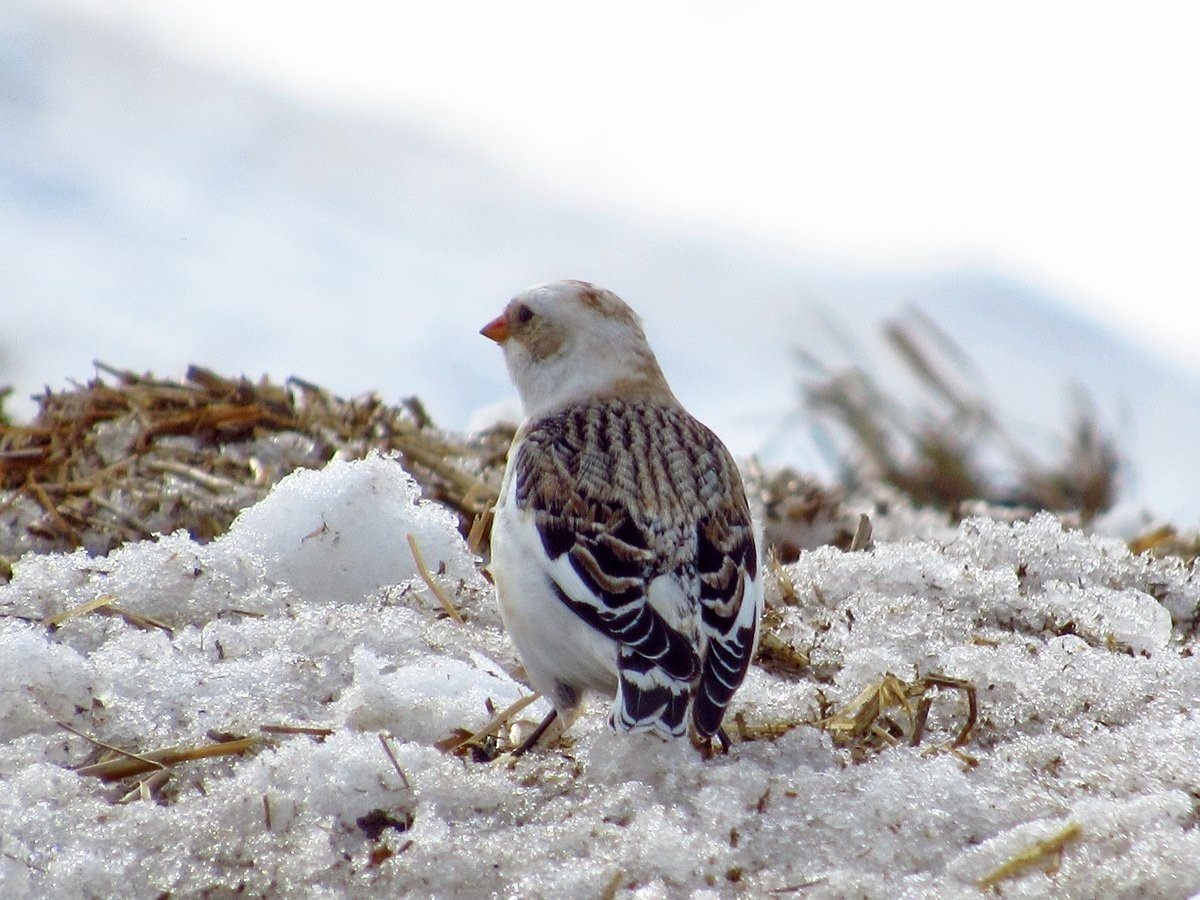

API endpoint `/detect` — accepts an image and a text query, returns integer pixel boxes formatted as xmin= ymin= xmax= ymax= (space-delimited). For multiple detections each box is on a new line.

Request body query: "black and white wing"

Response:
xmin=691 ymin=506 xmax=762 ymax=737
xmin=511 ymin=398 xmax=762 ymax=739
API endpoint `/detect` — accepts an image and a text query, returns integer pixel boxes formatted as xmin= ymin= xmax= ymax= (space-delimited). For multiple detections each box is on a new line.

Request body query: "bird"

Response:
xmin=480 ymin=280 xmax=763 ymax=753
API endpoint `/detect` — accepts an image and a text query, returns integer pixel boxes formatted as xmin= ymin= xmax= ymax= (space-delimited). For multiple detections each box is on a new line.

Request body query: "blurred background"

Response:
xmin=2 ymin=0 xmax=1198 ymax=525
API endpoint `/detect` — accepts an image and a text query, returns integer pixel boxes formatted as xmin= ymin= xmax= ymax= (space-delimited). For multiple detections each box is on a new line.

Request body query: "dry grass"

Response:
xmin=0 ymin=363 xmax=511 ymax=562
xmin=801 ymin=308 xmax=1119 ymax=522
xmin=1129 ymin=524 xmax=1200 ymax=565
xmin=0 ymin=363 xmax=865 ymax=571
xmin=819 ymin=671 xmax=978 ymax=757
xmin=976 ymin=822 xmax=1082 ymax=890
xmin=0 ymin=354 xmax=1189 ymax=576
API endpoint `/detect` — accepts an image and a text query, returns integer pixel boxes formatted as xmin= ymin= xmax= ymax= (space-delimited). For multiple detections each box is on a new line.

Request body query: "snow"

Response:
xmin=2 ymin=454 xmax=1198 ymax=897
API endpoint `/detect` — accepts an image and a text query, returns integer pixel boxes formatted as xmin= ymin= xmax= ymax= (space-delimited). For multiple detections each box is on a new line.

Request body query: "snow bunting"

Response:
xmin=481 ymin=280 xmax=763 ymax=750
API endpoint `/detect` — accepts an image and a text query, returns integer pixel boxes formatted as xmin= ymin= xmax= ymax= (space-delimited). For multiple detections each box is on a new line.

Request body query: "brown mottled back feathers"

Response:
xmin=511 ymin=397 xmax=758 ymax=737
xmin=516 ymin=399 xmax=746 ymax=524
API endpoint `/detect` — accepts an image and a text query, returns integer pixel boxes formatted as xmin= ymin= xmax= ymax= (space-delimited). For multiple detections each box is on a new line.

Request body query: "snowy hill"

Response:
xmin=2 ymin=1 xmax=1199 ymax=523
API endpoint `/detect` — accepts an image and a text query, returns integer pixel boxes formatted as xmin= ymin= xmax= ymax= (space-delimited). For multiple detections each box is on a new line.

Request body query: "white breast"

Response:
xmin=490 ymin=479 xmax=620 ymax=707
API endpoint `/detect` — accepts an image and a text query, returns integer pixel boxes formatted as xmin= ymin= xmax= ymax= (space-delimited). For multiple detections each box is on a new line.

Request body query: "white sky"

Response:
xmin=70 ymin=0 xmax=1200 ymax=377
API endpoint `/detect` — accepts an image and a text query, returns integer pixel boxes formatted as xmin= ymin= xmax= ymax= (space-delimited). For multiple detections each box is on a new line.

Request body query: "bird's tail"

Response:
xmin=610 ymin=648 xmax=692 ymax=739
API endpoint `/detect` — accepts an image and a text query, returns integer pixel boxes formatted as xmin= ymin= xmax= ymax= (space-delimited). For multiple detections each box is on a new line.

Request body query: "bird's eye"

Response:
xmin=516 ymin=304 xmax=534 ymax=323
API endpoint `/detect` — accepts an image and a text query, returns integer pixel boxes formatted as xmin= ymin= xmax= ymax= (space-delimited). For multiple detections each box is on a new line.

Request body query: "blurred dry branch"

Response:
xmin=747 ymin=463 xmax=853 ymax=563
xmin=0 ymin=363 xmax=510 ymax=558
xmin=1129 ymin=525 xmax=1200 ymax=565
xmin=801 ymin=308 xmax=1119 ymax=521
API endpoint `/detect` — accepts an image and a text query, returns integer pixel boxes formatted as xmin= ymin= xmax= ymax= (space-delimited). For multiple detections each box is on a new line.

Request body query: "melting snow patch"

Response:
xmin=1 ymin=459 xmax=1199 ymax=896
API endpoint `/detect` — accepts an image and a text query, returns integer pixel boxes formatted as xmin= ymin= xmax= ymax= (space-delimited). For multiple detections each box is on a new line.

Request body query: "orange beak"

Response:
xmin=480 ymin=314 xmax=509 ymax=343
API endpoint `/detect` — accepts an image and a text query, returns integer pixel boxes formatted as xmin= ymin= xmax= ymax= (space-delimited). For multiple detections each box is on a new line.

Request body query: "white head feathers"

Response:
xmin=480 ymin=280 xmax=676 ymax=420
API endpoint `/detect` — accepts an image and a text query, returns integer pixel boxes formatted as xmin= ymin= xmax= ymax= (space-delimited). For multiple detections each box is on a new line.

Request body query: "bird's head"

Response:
xmin=481 ymin=280 xmax=674 ymax=419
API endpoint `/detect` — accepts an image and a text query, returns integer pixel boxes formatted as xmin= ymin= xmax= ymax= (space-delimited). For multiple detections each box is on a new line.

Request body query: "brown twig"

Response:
xmin=407 ymin=532 xmax=464 ymax=622
xmin=437 ymin=693 xmax=542 ymax=755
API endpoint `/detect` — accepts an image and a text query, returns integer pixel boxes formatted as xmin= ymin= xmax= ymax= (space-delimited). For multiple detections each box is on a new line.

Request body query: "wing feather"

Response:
xmin=512 ymin=398 xmax=762 ymax=737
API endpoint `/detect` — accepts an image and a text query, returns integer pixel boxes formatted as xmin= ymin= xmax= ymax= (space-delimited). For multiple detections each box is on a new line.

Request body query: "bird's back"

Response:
xmin=508 ymin=398 xmax=762 ymax=739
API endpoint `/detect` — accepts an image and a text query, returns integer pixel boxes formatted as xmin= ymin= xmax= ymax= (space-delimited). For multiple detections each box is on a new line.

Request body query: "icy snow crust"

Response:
xmin=2 ymin=454 xmax=1198 ymax=897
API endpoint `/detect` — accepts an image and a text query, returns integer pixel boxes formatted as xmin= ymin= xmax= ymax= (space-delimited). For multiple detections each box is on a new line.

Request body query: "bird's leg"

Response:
xmin=689 ymin=724 xmax=733 ymax=758
xmin=509 ymin=708 xmax=559 ymax=758
xmin=716 ymin=726 xmax=731 ymax=754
